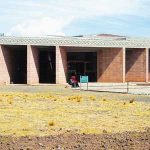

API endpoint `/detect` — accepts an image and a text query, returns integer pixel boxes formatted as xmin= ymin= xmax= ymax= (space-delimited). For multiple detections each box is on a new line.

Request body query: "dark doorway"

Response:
xmin=67 ymin=52 xmax=97 ymax=82
xmin=4 ymin=46 xmax=27 ymax=84
xmin=39 ymin=47 xmax=56 ymax=83
xmin=12 ymin=49 xmax=27 ymax=84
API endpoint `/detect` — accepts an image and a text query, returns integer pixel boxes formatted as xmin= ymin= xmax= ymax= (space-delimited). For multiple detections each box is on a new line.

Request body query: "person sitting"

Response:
xmin=69 ymin=73 xmax=79 ymax=88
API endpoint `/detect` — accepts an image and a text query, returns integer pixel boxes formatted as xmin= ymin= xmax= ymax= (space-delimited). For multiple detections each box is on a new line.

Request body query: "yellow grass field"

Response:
xmin=0 ymin=90 xmax=149 ymax=137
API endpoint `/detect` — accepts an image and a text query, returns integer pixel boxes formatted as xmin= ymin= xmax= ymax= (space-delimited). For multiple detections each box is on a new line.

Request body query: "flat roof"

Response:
xmin=0 ymin=36 xmax=150 ymax=48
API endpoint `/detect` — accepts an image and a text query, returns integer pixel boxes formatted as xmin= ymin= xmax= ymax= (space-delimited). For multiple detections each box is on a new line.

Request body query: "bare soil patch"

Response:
xmin=0 ymin=128 xmax=149 ymax=150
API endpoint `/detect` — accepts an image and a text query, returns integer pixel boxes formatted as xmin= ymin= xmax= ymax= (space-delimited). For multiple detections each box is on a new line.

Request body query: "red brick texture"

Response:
xmin=27 ymin=45 xmax=39 ymax=84
xmin=97 ymin=48 xmax=123 ymax=82
xmin=0 ymin=45 xmax=12 ymax=84
xmin=56 ymin=46 xmax=67 ymax=84
xmin=0 ymin=45 xmax=149 ymax=85
xmin=126 ymin=48 xmax=146 ymax=82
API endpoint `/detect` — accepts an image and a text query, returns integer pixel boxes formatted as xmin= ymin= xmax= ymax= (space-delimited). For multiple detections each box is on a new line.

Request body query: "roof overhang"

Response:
xmin=0 ymin=36 xmax=150 ymax=48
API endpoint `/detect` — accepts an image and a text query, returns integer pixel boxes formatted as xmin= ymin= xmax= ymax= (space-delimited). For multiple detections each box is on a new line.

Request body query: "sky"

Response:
xmin=0 ymin=0 xmax=150 ymax=37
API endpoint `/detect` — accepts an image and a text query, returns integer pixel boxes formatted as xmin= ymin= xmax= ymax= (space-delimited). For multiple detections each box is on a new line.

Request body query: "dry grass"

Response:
xmin=48 ymin=121 xmax=55 ymax=126
xmin=0 ymin=92 xmax=149 ymax=137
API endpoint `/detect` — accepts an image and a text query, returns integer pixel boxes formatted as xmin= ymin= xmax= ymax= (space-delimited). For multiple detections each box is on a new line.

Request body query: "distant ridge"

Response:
xmin=73 ymin=33 xmax=126 ymax=38
xmin=96 ymin=34 xmax=126 ymax=37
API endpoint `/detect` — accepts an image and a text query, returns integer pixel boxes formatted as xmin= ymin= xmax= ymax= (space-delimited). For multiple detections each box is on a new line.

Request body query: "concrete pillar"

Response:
xmin=146 ymin=48 xmax=149 ymax=82
xmin=27 ymin=45 xmax=39 ymax=84
xmin=123 ymin=47 xmax=126 ymax=83
xmin=0 ymin=45 xmax=11 ymax=84
xmin=56 ymin=46 xmax=67 ymax=84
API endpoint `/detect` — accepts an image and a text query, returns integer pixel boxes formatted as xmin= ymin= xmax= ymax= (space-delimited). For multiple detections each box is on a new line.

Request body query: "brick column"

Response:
xmin=123 ymin=47 xmax=126 ymax=83
xmin=146 ymin=48 xmax=149 ymax=82
xmin=0 ymin=45 xmax=11 ymax=84
xmin=56 ymin=46 xmax=67 ymax=84
xmin=27 ymin=45 xmax=39 ymax=84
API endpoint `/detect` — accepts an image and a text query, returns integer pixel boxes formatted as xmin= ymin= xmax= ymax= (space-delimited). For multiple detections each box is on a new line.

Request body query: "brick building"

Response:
xmin=0 ymin=35 xmax=149 ymax=84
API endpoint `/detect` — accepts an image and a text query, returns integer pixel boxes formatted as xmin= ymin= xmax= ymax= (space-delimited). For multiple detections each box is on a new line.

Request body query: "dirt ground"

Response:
xmin=0 ymin=85 xmax=149 ymax=149
xmin=0 ymin=128 xmax=149 ymax=150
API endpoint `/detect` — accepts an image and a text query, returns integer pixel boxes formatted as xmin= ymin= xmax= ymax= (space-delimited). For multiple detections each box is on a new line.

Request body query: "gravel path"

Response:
xmin=0 ymin=85 xmax=150 ymax=102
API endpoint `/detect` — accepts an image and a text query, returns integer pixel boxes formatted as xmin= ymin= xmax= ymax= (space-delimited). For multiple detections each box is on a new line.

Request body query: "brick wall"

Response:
xmin=97 ymin=48 xmax=123 ymax=82
xmin=56 ymin=46 xmax=67 ymax=84
xmin=126 ymin=48 xmax=146 ymax=82
xmin=0 ymin=45 xmax=148 ymax=84
xmin=27 ymin=45 xmax=39 ymax=84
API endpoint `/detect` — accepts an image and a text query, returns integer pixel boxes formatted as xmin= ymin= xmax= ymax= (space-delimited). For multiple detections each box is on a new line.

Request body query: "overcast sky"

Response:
xmin=0 ymin=0 xmax=150 ymax=37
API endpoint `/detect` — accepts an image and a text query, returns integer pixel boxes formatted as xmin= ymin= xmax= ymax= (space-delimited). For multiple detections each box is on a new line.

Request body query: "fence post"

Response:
xmin=87 ymin=82 xmax=88 ymax=90
xmin=127 ymin=82 xmax=129 ymax=93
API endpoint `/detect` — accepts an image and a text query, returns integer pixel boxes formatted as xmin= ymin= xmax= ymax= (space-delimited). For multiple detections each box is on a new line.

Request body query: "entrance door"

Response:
xmin=67 ymin=62 xmax=84 ymax=81
xmin=67 ymin=52 xmax=97 ymax=82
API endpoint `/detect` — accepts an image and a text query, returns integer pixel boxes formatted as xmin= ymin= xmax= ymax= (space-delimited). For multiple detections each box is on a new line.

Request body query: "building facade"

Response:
xmin=0 ymin=35 xmax=149 ymax=84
